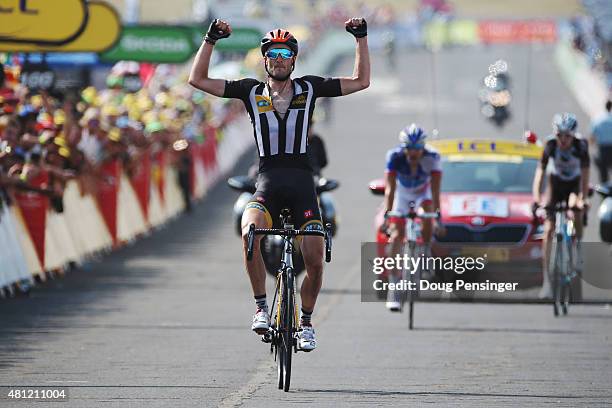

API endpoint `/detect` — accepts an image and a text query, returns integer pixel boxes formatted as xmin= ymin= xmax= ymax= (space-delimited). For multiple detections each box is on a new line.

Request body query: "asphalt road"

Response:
xmin=1 ymin=45 xmax=611 ymax=407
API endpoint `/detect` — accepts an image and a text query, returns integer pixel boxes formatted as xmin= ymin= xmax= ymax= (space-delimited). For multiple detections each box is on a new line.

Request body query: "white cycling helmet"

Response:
xmin=399 ymin=124 xmax=427 ymax=148
xmin=552 ymin=112 xmax=577 ymax=134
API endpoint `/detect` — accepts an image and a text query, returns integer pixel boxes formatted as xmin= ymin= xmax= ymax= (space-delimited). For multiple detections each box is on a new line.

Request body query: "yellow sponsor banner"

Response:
xmin=0 ymin=2 xmax=120 ymax=53
xmin=430 ymin=139 xmax=542 ymax=159
xmin=0 ymin=0 xmax=88 ymax=45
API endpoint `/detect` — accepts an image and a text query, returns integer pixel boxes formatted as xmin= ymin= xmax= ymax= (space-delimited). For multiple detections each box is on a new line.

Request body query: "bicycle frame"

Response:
xmin=245 ymin=212 xmax=331 ymax=392
xmin=387 ymin=205 xmax=439 ymax=329
xmin=549 ymin=203 xmax=577 ymax=316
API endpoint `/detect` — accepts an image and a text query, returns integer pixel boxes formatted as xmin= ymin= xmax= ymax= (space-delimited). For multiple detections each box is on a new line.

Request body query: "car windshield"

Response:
xmin=440 ymin=158 xmax=537 ymax=193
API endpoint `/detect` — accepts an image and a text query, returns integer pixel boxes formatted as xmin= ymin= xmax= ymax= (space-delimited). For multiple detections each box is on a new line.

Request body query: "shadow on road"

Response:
xmin=413 ymin=326 xmax=580 ymax=334
xmin=294 ymin=388 xmax=612 ymax=400
xmin=0 ymin=150 xmax=253 ymax=368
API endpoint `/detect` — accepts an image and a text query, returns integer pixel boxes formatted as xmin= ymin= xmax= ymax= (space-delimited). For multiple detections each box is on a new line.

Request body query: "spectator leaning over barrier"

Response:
xmin=591 ymin=100 xmax=612 ymax=183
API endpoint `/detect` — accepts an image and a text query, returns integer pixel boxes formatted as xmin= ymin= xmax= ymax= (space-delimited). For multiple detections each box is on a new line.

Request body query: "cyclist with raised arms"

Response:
xmin=189 ymin=18 xmax=370 ymax=350
xmin=532 ymin=113 xmax=590 ymax=299
xmin=383 ymin=124 xmax=443 ymax=311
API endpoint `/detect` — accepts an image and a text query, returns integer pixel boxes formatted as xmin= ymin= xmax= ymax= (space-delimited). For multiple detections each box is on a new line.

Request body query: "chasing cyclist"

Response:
xmin=532 ymin=113 xmax=590 ymax=299
xmin=383 ymin=124 xmax=443 ymax=311
xmin=189 ymin=18 xmax=370 ymax=350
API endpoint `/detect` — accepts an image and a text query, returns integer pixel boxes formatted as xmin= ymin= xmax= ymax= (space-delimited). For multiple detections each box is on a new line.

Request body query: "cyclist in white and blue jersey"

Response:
xmin=383 ymin=124 xmax=443 ymax=311
xmin=532 ymin=112 xmax=590 ymax=299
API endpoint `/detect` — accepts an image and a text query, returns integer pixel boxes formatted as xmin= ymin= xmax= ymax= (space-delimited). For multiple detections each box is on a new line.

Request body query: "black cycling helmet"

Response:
xmin=260 ymin=29 xmax=298 ymax=56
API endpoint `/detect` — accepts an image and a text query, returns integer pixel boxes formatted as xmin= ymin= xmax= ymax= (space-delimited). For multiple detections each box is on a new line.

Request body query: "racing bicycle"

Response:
xmin=546 ymin=202 xmax=579 ymax=316
xmin=246 ymin=209 xmax=332 ymax=392
xmin=386 ymin=203 xmax=440 ymax=329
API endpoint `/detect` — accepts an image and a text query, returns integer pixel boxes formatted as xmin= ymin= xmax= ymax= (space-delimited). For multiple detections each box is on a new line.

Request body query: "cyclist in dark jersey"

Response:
xmin=532 ymin=113 xmax=590 ymax=298
xmin=189 ymin=18 xmax=370 ymax=350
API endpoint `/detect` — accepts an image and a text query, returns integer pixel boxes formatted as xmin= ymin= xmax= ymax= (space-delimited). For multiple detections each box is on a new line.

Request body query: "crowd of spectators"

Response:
xmin=0 ymin=60 xmax=242 ymax=214
xmin=569 ymin=7 xmax=612 ymax=91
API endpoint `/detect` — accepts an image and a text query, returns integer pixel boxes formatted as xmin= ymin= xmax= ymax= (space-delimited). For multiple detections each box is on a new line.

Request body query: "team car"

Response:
xmin=369 ymin=138 xmax=544 ymax=290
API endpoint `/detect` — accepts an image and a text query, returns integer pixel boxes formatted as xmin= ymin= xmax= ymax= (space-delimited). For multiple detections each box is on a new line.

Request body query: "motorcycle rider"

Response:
xmin=189 ymin=18 xmax=370 ymax=350
xmin=532 ymin=113 xmax=590 ymax=299
xmin=383 ymin=124 xmax=443 ymax=311
xmin=306 ymin=119 xmax=328 ymax=177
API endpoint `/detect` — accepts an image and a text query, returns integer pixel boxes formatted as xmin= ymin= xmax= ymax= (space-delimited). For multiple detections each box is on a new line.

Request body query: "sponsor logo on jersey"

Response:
xmin=255 ymin=95 xmax=273 ymax=113
xmin=303 ymin=220 xmax=324 ymax=231
xmin=246 ymin=202 xmax=267 ymax=212
xmin=289 ymin=92 xmax=307 ymax=109
xmin=304 ymin=209 xmax=314 ymax=218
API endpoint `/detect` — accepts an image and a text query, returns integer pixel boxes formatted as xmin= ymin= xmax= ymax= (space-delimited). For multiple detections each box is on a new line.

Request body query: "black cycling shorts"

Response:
xmin=545 ymin=175 xmax=580 ymax=220
xmin=245 ymin=168 xmax=323 ymax=231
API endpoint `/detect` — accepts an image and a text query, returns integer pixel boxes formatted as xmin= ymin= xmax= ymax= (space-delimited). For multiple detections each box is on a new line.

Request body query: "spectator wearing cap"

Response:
xmin=591 ymin=100 xmax=612 ymax=183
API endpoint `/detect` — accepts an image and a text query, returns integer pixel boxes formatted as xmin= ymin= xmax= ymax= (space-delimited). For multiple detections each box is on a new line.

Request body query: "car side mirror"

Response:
xmin=368 ymin=178 xmax=385 ymax=196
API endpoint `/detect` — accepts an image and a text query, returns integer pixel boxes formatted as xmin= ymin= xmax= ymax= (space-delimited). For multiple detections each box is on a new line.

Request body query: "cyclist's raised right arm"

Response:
xmin=188 ymin=19 xmax=231 ymax=97
xmin=189 ymin=43 xmax=226 ymax=97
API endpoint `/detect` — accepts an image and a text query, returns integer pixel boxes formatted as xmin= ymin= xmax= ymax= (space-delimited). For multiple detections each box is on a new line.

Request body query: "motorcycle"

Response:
xmin=479 ymin=62 xmax=512 ymax=127
xmin=227 ymin=174 xmax=339 ymax=276
xmin=595 ymin=182 xmax=612 ymax=243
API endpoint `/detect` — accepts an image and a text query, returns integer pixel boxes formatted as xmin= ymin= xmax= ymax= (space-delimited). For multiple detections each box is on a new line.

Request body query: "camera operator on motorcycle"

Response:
xmin=532 ymin=113 xmax=590 ymax=299
xmin=383 ymin=124 xmax=444 ymax=311
xmin=189 ymin=18 xmax=370 ymax=351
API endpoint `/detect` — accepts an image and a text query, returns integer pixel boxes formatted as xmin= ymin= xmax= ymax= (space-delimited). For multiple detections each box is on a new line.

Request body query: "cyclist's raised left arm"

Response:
xmin=338 ymin=18 xmax=370 ymax=96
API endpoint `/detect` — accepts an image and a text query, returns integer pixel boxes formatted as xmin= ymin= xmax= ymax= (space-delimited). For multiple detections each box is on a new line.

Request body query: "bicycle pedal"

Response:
xmin=261 ymin=332 xmax=273 ymax=343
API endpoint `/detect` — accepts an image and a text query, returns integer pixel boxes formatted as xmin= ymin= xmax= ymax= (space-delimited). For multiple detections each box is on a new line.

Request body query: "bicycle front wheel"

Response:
xmin=276 ymin=274 xmax=285 ymax=390
xmin=550 ymin=237 xmax=563 ymax=317
xmin=407 ymin=243 xmax=420 ymax=330
xmin=282 ymin=268 xmax=295 ymax=392
xmin=561 ymin=238 xmax=574 ymax=315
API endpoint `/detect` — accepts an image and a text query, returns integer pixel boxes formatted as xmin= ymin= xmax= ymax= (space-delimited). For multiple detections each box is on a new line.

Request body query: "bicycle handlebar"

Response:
xmin=385 ymin=211 xmax=440 ymax=220
xmin=253 ymin=228 xmax=326 ymax=237
xmin=245 ymin=224 xmax=332 ymax=263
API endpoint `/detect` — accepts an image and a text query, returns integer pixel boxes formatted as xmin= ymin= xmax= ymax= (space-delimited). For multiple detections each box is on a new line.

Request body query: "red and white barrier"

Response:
xmin=0 ymin=117 xmax=252 ymax=292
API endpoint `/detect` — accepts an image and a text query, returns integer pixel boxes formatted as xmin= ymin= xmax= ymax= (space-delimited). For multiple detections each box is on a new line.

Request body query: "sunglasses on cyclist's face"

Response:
xmin=265 ymin=48 xmax=295 ymax=60
xmin=556 ymin=132 xmax=573 ymax=139
xmin=403 ymin=144 xmax=424 ymax=151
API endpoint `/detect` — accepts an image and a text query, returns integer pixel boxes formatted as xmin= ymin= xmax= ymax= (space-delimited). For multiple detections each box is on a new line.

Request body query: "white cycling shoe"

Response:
xmin=538 ymin=282 xmax=553 ymax=300
xmin=298 ymin=325 xmax=316 ymax=351
xmin=386 ymin=287 xmax=402 ymax=312
xmin=251 ymin=308 xmax=270 ymax=334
